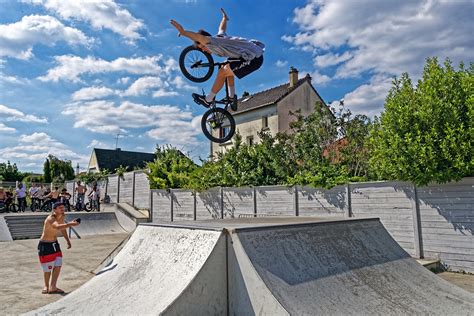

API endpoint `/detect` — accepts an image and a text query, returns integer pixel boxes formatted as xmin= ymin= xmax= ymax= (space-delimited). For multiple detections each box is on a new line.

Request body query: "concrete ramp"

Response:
xmin=67 ymin=212 xmax=129 ymax=237
xmin=28 ymin=218 xmax=474 ymax=315
xmin=233 ymin=219 xmax=474 ymax=315
xmin=29 ymin=225 xmax=227 ymax=315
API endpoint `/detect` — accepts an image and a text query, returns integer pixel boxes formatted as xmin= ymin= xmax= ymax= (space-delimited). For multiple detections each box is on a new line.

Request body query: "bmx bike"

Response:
xmin=179 ymin=45 xmax=236 ymax=143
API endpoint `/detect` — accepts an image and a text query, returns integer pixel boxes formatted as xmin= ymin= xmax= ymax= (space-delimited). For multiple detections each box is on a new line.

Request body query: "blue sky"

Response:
xmin=0 ymin=0 xmax=473 ymax=172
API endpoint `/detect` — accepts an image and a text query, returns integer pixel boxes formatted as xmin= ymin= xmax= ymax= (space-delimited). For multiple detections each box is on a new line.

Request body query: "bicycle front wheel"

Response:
xmin=179 ymin=46 xmax=214 ymax=83
xmin=201 ymin=107 xmax=236 ymax=143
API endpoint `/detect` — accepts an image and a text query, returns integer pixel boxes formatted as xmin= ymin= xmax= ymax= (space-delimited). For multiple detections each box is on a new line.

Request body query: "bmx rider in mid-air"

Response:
xmin=171 ymin=8 xmax=264 ymax=111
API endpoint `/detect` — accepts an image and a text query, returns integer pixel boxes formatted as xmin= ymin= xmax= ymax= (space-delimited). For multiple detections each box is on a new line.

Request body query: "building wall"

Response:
xmin=277 ymin=81 xmax=324 ymax=134
xmin=88 ymin=151 xmax=99 ymax=173
xmin=211 ymin=105 xmax=278 ymax=157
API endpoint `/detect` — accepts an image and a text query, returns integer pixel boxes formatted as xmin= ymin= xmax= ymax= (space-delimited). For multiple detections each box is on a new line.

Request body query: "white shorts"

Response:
xmin=41 ymin=256 xmax=62 ymax=272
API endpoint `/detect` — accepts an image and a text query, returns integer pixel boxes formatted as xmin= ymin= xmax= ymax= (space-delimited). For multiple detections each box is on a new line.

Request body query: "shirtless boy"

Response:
xmin=38 ymin=202 xmax=79 ymax=294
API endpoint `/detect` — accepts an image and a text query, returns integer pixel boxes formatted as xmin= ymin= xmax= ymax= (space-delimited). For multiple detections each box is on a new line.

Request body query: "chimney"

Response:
xmin=289 ymin=66 xmax=298 ymax=88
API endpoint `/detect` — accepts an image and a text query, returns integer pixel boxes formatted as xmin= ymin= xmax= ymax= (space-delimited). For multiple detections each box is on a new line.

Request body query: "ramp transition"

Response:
xmin=28 ymin=217 xmax=474 ymax=315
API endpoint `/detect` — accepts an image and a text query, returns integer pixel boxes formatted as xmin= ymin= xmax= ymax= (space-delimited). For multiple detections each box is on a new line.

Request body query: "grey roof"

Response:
xmin=93 ymin=148 xmax=155 ymax=172
xmin=231 ymin=74 xmax=316 ymax=114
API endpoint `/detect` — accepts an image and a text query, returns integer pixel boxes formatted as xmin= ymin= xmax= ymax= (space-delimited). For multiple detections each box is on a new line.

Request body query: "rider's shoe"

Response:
xmin=231 ymin=95 xmax=238 ymax=112
xmin=192 ymin=93 xmax=212 ymax=108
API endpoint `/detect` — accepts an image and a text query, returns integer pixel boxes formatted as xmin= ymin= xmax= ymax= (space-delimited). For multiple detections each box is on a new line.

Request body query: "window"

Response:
xmin=246 ymin=136 xmax=254 ymax=146
xmin=220 ymin=126 xmax=231 ymax=138
xmin=262 ymin=116 xmax=268 ymax=129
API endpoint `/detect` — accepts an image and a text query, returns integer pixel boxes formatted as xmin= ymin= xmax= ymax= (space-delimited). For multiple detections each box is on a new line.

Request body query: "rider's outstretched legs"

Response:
xmin=193 ymin=64 xmax=237 ymax=108
xmin=208 ymin=64 xmax=234 ymax=102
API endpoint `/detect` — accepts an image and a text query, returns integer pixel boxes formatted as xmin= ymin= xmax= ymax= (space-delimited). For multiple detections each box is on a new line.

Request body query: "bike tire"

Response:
xmin=9 ymin=204 xmax=18 ymax=213
xmin=40 ymin=202 xmax=51 ymax=212
xmin=85 ymin=202 xmax=93 ymax=212
xmin=179 ymin=45 xmax=214 ymax=83
xmin=201 ymin=107 xmax=236 ymax=143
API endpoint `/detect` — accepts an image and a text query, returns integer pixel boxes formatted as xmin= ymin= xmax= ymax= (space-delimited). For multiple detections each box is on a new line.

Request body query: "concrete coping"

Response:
xmin=141 ymin=216 xmax=380 ymax=233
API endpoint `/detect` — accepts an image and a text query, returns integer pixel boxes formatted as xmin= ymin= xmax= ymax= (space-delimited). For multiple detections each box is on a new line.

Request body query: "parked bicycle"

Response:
xmin=85 ymin=200 xmax=99 ymax=212
xmin=179 ymin=45 xmax=236 ymax=143
xmin=30 ymin=197 xmax=42 ymax=212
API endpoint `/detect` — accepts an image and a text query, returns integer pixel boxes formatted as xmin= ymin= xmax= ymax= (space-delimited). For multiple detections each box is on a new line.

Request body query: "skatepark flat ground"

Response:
xmin=0 ymin=233 xmax=129 ymax=315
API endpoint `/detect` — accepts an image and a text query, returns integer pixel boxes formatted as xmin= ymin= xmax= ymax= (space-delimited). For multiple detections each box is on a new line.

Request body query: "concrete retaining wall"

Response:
xmin=151 ymin=190 xmax=171 ymax=222
xmin=107 ymin=175 xmax=119 ymax=203
xmin=417 ymin=177 xmax=474 ymax=272
xmin=148 ymin=178 xmax=474 ymax=272
xmin=134 ymin=171 xmax=150 ymax=210
xmin=350 ymin=182 xmax=417 ymax=256
xmin=119 ymin=173 xmax=133 ymax=205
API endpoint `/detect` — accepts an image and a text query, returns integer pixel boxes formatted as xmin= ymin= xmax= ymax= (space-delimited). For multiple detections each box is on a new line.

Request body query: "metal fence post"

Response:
xmin=117 ymin=175 xmax=120 ymax=203
xmin=72 ymin=181 xmax=76 ymax=204
xmin=170 ymin=189 xmax=174 ymax=222
xmin=132 ymin=172 xmax=136 ymax=208
xmin=412 ymin=184 xmax=424 ymax=259
xmin=149 ymin=190 xmax=153 ymax=223
xmin=253 ymin=187 xmax=257 ymax=217
xmin=345 ymin=183 xmax=352 ymax=218
xmin=220 ymin=187 xmax=224 ymax=219
xmin=294 ymin=185 xmax=299 ymax=216
xmin=193 ymin=190 xmax=197 ymax=221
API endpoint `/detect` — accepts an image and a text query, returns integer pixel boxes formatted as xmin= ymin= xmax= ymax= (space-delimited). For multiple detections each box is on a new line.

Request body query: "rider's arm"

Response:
xmin=50 ymin=219 xmax=73 ymax=230
xmin=170 ymin=20 xmax=210 ymax=44
xmin=218 ymin=8 xmax=229 ymax=35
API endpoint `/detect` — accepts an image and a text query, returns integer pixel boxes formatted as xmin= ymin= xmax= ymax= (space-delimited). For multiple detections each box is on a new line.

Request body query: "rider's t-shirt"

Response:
xmin=29 ymin=187 xmax=39 ymax=197
xmin=206 ymin=35 xmax=264 ymax=61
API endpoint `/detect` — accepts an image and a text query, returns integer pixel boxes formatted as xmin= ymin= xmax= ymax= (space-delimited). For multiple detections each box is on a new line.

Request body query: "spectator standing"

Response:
xmin=75 ymin=181 xmax=86 ymax=211
xmin=59 ymin=189 xmax=72 ymax=212
xmin=29 ymin=183 xmax=40 ymax=210
xmin=88 ymin=185 xmax=101 ymax=212
xmin=16 ymin=183 xmax=27 ymax=212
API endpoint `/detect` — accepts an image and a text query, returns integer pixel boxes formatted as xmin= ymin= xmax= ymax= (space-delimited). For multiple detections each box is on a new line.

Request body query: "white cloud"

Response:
xmin=285 ymin=0 xmax=474 ymax=116
xmin=87 ymin=139 xmax=109 ymax=148
xmin=123 ymin=76 xmax=167 ymax=96
xmin=0 ymin=72 xmax=28 ymax=85
xmin=170 ymin=75 xmax=194 ymax=91
xmin=275 ymin=60 xmax=288 ymax=68
xmin=117 ymin=77 xmax=130 ymax=85
xmin=314 ymin=52 xmax=352 ymax=68
xmin=39 ymin=54 xmax=171 ymax=82
xmin=72 ymin=86 xmax=117 ymax=101
xmin=0 ymin=15 xmax=92 ymax=60
xmin=147 ymin=116 xmax=201 ymax=145
xmin=308 ymin=70 xmax=331 ymax=85
xmin=152 ymin=89 xmax=179 ymax=98
xmin=0 ymin=132 xmax=89 ymax=170
xmin=334 ymin=75 xmax=392 ymax=117
xmin=0 ymin=104 xmax=48 ymax=123
xmin=19 ymin=132 xmax=56 ymax=143
xmin=27 ymin=0 xmax=145 ymax=43
xmin=0 ymin=123 xmax=16 ymax=133
xmin=62 ymin=100 xmax=201 ymax=145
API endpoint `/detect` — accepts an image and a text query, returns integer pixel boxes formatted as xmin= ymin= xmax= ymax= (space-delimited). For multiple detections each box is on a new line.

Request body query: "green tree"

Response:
xmin=147 ymin=146 xmax=197 ymax=189
xmin=43 ymin=159 xmax=52 ymax=183
xmin=79 ymin=169 xmax=109 ymax=185
xmin=43 ymin=155 xmax=75 ymax=183
xmin=0 ymin=161 xmax=24 ymax=182
xmin=369 ymin=58 xmax=473 ymax=185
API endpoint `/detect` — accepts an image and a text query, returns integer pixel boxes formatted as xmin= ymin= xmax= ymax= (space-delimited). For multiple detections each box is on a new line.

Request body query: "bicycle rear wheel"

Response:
xmin=179 ymin=45 xmax=214 ymax=83
xmin=201 ymin=107 xmax=236 ymax=143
